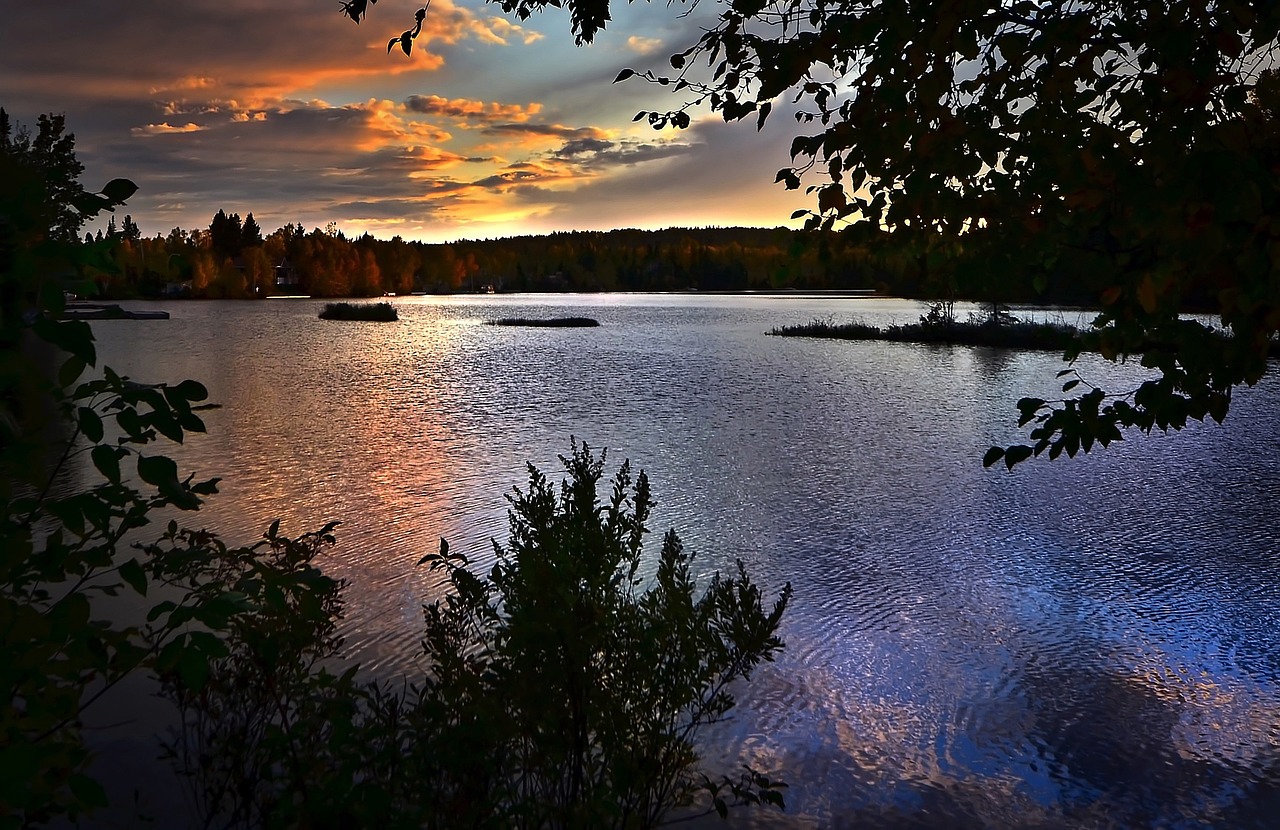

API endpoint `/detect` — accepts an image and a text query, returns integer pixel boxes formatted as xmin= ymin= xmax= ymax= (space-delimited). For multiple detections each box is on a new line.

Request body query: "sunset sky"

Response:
xmin=0 ymin=0 xmax=811 ymax=242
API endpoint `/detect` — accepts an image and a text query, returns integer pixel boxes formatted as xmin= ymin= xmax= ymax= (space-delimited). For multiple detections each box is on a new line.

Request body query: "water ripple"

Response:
xmin=82 ymin=296 xmax=1280 ymax=828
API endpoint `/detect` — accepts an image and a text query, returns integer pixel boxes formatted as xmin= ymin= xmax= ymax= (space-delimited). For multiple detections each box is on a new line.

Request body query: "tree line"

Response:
xmin=83 ymin=209 xmax=1143 ymax=304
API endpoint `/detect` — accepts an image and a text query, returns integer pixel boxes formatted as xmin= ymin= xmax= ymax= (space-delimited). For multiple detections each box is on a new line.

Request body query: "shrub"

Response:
xmin=165 ymin=443 xmax=792 ymax=829
xmin=416 ymin=442 xmax=791 ymax=827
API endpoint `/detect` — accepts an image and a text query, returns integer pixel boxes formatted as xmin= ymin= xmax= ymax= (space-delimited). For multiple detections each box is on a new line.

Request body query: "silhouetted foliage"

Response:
xmin=240 ymin=212 xmax=263 ymax=249
xmin=0 ymin=108 xmax=88 ymax=245
xmin=162 ymin=444 xmax=791 ymax=828
xmin=208 ymin=208 xmax=243 ymax=260
xmin=1 ymin=107 xmax=340 ymax=827
xmin=414 ymin=443 xmax=791 ymax=827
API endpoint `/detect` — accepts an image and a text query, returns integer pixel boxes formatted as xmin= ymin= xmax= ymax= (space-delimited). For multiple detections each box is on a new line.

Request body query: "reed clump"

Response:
xmin=319 ymin=302 xmax=399 ymax=321
xmin=770 ymin=315 xmax=1077 ymax=351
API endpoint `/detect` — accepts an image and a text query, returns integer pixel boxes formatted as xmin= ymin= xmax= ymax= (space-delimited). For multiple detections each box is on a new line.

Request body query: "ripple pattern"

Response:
xmin=85 ymin=295 xmax=1280 ymax=828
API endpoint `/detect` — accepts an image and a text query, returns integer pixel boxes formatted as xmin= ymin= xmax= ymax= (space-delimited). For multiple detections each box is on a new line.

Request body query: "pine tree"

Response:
xmin=241 ymin=212 xmax=263 ymax=248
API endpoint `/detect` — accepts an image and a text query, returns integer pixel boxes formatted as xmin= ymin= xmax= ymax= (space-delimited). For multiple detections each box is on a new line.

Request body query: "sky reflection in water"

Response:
xmin=88 ymin=295 xmax=1280 ymax=828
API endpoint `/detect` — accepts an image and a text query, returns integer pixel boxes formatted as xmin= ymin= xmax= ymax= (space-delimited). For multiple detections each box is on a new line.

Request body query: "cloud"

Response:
xmin=555 ymin=137 xmax=616 ymax=157
xmin=412 ymin=1 xmax=543 ymax=47
xmin=0 ymin=0 xmax=545 ymax=113
xmin=479 ymin=16 xmax=546 ymax=46
xmin=551 ymin=136 xmax=700 ymax=169
xmin=480 ymin=123 xmax=612 ymax=152
xmin=626 ymin=36 xmax=664 ymax=53
xmin=132 ymin=122 xmax=207 ymax=136
xmin=403 ymin=95 xmax=542 ymax=124
xmin=0 ymin=0 xmax=805 ymax=241
xmin=326 ymin=198 xmax=453 ymax=221
xmin=149 ymin=76 xmax=217 ymax=95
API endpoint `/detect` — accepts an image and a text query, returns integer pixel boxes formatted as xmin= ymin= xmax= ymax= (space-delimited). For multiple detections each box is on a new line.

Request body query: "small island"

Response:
xmin=319 ymin=302 xmax=398 ymax=321
xmin=489 ymin=317 xmax=600 ymax=327
xmin=770 ymin=309 xmax=1078 ymax=352
xmin=61 ymin=303 xmax=170 ymax=321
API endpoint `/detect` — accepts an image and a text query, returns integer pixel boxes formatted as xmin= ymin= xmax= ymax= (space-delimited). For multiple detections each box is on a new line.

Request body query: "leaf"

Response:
xmin=61 ymin=356 xmax=87 ymax=388
xmin=756 ymin=101 xmax=772 ymax=131
xmin=77 ymin=406 xmax=104 ymax=442
xmin=1016 ymin=397 xmax=1045 ymax=426
xmin=147 ymin=600 xmax=177 ymax=623
xmin=119 ymin=558 xmax=147 ymax=596
xmin=91 ymin=445 xmax=121 ymax=483
xmin=1208 ymin=392 xmax=1229 ymax=424
xmin=1004 ymin=444 xmax=1034 ymax=469
xmin=614 ymin=68 xmax=635 ymax=83
xmin=35 ymin=317 xmax=96 ymax=365
xmin=982 ymin=446 xmax=1005 ymax=468
xmin=100 ymin=178 xmax=138 ymax=204
xmin=138 ymin=454 xmax=179 ymax=488
xmin=817 ymin=184 xmax=846 ymax=213
xmin=790 ymin=209 xmax=808 ymax=219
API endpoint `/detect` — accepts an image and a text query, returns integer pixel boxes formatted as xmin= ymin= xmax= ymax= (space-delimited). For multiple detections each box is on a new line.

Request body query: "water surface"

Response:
xmin=89 ymin=295 xmax=1280 ymax=827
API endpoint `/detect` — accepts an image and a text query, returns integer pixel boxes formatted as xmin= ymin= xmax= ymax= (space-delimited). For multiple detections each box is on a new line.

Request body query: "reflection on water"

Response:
xmin=87 ymin=295 xmax=1280 ymax=827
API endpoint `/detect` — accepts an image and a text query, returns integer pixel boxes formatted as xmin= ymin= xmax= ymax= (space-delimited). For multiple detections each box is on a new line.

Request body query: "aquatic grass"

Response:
xmin=769 ymin=317 xmax=1079 ymax=351
xmin=319 ymin=302 xmax=398 ymax=321
xmin=489 ymin=316 xmax=600 ymax=327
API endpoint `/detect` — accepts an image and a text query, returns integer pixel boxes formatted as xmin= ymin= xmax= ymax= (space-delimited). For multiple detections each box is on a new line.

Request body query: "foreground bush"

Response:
xmin=1 ymin=126 xmax=317 ymax=825
xmin=0 ymin=311 xmax=344 ymax=828
xmin=166 ymin=443 xmax=791 ymax=829
xmin=417 ymin=443 xmax=791 ymax=827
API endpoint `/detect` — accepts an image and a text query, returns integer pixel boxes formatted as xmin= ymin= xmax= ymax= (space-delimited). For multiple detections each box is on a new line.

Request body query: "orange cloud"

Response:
xmin=149 ymin=76 xmax=217 ymax=95
xmin=355 ymin=98 xmax=453 ymax=151
xmin=365 ymin=0 xmax=544 ymax=51
xmin=402 ymin=95 xmax=542 ymax=125
xmin=131 ymin=122 xmax=207 ymax=136
xmin=480 ymin=16 xmax=546 ymax=46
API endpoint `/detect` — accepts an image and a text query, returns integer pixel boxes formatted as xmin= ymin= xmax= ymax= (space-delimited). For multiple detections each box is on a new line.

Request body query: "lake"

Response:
xmin=86 ymin=294 xmax=1280 ymax=827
